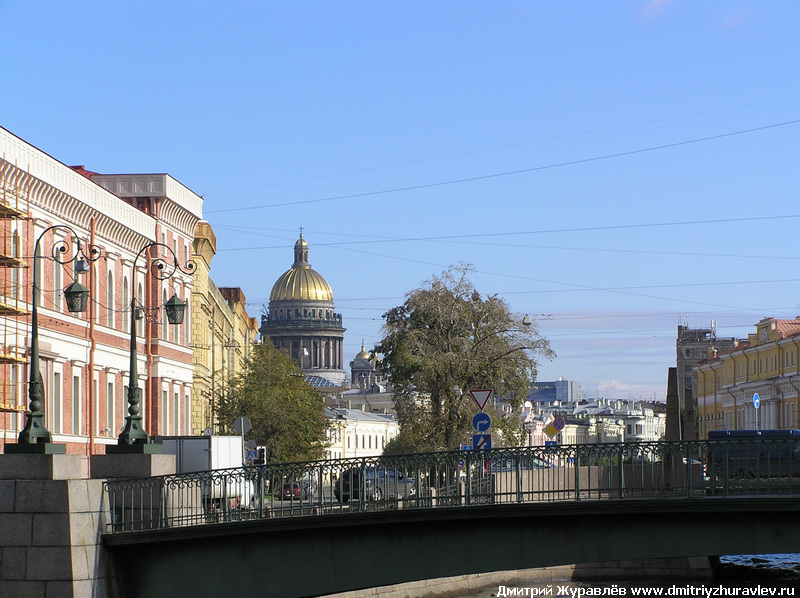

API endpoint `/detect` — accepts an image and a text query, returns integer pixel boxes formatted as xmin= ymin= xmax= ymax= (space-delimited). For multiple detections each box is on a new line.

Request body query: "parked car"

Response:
xmin=334 ymin=467 xmax=416 ymax=502
xmin=282 ymin=479 xmax=315 ymax=500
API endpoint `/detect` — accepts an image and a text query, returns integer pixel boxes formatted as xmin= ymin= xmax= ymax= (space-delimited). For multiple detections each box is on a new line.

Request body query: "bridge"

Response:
xmin=102 ymin=439 xmax=800 ymax=597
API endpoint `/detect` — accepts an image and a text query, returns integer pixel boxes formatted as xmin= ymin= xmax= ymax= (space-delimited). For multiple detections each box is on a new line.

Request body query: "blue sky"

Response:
xmin=3 ymin=1 xmax=800 ymax=401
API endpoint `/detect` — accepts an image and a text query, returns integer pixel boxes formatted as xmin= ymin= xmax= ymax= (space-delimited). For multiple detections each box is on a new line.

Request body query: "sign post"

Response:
xmin=753 ymin=393 xmax=760 ymax=431
xmin=233 ymin=416 xmax=251 ymax=464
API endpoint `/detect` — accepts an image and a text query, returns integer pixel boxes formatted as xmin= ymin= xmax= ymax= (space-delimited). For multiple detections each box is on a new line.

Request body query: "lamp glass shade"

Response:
xmin=64 ymin=281 xmax=90 ymax=313
xmin=164 ymin=293 xmax=186 ymax=325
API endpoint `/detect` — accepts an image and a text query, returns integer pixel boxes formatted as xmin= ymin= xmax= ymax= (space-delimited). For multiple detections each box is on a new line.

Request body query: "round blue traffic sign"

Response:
xmin=753 ymin=393 xmax=760 ymax=409
xmin=472 ymin=412 xmax=492 ymax=432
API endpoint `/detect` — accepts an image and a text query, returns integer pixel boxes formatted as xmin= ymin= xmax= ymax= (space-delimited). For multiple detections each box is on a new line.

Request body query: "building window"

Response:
xmin=136 ymin=283 xmax=144 ymax=336
xmin=9 ymin=232 xmax=20 ymax=301
xmin=174 ymin=391 xmax=179 ymax=435
xmin=162 ymin=290 xmax=168 ymax=340
xmin=72 ymin=375 xmax=81 ymax=435
xmin=162 ymin=390 xmax=169 ymax=435
xmin=52 ymin=371 xmax=62 ymax=434
xmin=184 ymin=392 xmax=191 ymax=434
xmin=8 ymin=366 xmax=18 ymax=432
xmin=94 ymin=378 xmax=99 ymax=436
xmin=183 ymin=294 xmax=189 ymax=346
xmin=107 ymin=382 xmax=115 ymax=436
xmin=53 ymin=260 xmax=62 ymax=312
xmin=107 ymin=271 xmax=114 ymax=328
xmin=122 ymin=277 xmax=130 ymax=333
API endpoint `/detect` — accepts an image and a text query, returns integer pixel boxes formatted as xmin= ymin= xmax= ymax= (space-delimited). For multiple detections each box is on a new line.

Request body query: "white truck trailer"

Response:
xmin=159 ymin=435 xmax=244 ymax=473
xmin=158 ymin=435 xmax=256 ymax=517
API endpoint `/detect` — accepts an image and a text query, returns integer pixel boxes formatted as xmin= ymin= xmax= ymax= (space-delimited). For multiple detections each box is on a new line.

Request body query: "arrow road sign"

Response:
xmin=753 ymin=393 xmax=760 ymax=409
xmin=473 ymin=433 xmax=492 ymax=451
xmin=469 ymin=389 xmax=493 ymax=411
xmin=472 ymin=412 xmax=492 ymax=432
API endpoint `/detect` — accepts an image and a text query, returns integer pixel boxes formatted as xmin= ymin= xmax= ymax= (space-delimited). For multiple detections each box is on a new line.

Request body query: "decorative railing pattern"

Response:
xmin=103 ymin=438 xmax=800 ymax=534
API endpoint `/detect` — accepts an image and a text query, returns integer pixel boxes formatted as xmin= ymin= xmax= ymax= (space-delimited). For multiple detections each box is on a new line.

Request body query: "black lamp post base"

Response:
xmin=4 ymin=442 xmax=67 ymax=455
xmin=106 ymin=443 xmax=163 ymax=455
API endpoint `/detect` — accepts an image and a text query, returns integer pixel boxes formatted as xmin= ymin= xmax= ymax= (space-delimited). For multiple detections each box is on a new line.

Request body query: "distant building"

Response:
xmin=527 ymin=379 xmax=583 ymax=407
xmin=697 ymin=317 xmax=800 ymax=437
xmin=575 ymin=398 xmax=665 ymax=442
xmin=324 ymin=407 xmax=399 ymax=460
xmin=524 ymin=396 xmax=665 ymax=445
xmin=191 ymin=221 xmax=259 ymax=435
xmin=676 ymin=324 xmax=740 ymax=439
xmin=260 ymin=233 xmax=347 ymax=385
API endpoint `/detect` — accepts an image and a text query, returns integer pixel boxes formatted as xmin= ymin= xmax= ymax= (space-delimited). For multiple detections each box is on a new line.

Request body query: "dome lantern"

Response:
xmin=269 ymin=231 xmax=334 ymax=302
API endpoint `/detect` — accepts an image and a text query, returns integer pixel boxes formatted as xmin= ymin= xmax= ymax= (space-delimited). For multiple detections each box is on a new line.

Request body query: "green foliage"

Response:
xmin=217 ymin=343 xmax=328 ymax=463
xmin=376 ymin=264 xmax=554 ymax=453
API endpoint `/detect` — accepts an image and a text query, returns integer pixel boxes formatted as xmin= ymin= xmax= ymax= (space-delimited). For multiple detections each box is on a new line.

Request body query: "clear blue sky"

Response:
xmin=3 ymin=1 xmax=800 ymax=401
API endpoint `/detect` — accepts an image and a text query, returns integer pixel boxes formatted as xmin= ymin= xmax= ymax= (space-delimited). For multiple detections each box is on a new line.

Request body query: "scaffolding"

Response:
xmin=0 ymin=161 xmax=30 ymax=427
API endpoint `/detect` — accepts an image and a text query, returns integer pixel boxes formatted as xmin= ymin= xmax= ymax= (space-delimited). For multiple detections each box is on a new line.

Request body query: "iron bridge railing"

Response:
xmin=103 ymin=438 xmax=800 ymax=533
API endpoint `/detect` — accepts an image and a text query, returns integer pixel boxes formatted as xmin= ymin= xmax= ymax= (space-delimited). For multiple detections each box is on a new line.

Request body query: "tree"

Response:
xmin=375 ymin=264 xmax=553 ymax=453
xmin=217 ymin=342 xmax=328 ymax=463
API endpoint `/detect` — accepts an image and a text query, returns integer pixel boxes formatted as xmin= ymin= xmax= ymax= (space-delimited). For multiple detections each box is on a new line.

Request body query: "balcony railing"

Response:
xmin=103 ymin=438 xmax=800 ymax=534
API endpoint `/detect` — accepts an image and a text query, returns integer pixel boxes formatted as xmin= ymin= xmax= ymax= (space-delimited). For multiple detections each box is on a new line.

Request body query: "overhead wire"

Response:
xmin=205 ymin=117 xmax=800 ymax=214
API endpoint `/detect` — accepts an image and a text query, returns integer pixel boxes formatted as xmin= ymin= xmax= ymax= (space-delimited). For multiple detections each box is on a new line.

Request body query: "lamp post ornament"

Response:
xmin=107 ymin=241 xmax=194 ymax=454
xmin=5 ymin=225 xmax=100 ymax=454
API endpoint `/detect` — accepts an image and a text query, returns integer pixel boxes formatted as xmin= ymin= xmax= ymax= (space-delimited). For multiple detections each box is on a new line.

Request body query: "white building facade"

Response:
xmin=325 ymin=407 xmax=399 ymax=460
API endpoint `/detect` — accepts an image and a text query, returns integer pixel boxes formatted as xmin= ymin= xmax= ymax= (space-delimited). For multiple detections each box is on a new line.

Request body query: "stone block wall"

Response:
xmin=0 ymin=455 xmax=114 ymax=597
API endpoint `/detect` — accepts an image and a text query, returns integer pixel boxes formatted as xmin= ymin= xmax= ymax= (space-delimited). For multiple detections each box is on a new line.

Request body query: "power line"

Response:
xmin=205 ymin=118 xmax=800 ymax=214
xmin=214 ymin=218 xmax=800 ymax=261
xmin=201 ymin=96 xmax=800 ymax=198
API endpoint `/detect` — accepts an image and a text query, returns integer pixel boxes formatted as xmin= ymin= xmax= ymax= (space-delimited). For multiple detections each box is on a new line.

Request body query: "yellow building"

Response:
xmin=190 ymin=221 xmax=259 ymax=435
xmin=697 ymin=317 xmax=800 ymax=438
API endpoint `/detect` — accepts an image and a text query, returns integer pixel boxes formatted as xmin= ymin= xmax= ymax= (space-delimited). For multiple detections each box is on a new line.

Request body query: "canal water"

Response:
xmin=456 ymin=555 xmax=800 ymax=597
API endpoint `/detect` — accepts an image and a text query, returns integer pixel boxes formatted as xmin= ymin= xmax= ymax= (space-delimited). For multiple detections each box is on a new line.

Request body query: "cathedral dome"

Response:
xmin=269 ymin=233 xmax=334 ymax=302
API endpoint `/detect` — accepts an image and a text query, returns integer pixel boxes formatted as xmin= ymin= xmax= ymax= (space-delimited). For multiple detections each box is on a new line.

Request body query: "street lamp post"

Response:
xmin=5 ymin=225 xmax=99 ymax=454
xmin=107 ymin=242 xmax=193 ymax=454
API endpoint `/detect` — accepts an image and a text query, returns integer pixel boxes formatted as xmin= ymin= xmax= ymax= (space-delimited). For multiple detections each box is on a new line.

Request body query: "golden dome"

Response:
xmin=269 ymin=233 xmax=334 ymax=302
xmin=270 ymin=268 xmax=333 ymax=302
xmin=355 ymin=341 xmax=371 ymax=360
